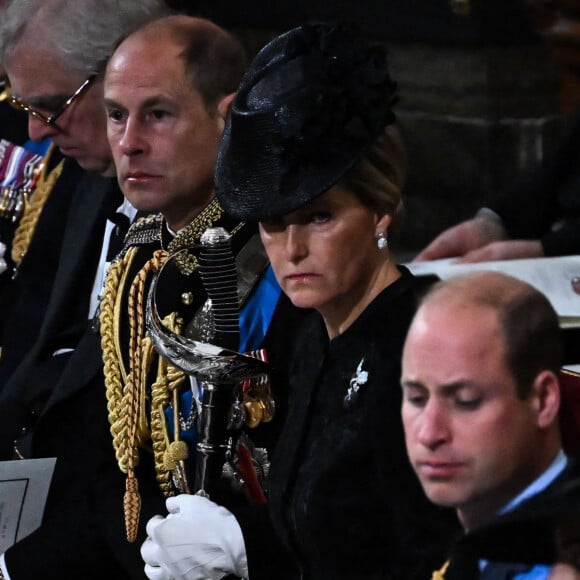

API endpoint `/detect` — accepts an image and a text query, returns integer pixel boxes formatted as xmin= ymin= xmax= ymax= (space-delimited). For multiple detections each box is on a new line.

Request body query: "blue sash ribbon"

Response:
xmin=165 ymin=265 xmax=282 ymax=448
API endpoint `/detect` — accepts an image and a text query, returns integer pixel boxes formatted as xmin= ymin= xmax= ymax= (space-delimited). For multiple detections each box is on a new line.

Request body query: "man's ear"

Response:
xmin=216 ymin=93 xmax=235 ymax=127
xmin=530 ymin=370 xmax=561 ymax=429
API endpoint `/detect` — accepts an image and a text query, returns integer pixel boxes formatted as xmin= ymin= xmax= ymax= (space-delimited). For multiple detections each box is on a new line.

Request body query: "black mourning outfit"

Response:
xmin=242 ymin=268 xmax=459 ymax=580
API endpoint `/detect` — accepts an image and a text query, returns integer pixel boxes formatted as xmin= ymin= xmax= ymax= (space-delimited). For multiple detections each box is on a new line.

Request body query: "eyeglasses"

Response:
xmin=9 ymin=75 xmax=97 ymax=126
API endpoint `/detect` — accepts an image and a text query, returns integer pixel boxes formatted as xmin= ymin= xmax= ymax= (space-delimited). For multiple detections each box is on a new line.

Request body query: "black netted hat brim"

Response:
xmin=216 ymin=23 xmax=397 ymax=221
xmin=217 ymin=105 xmax=371 ymax=221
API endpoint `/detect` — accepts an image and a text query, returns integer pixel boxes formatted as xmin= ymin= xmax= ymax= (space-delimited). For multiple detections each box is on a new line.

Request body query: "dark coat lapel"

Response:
xmin=38 ymin=172 xmax=121 ymax=409
xmin=44 ymin=329 xmax=103 ymax=410
xmin=37 ymin=171 xmax=120 ymax=345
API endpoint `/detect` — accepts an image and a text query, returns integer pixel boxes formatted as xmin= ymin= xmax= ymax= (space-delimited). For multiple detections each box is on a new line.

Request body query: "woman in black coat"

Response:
xmin=141 ymin=22 xmax=458 ymax=580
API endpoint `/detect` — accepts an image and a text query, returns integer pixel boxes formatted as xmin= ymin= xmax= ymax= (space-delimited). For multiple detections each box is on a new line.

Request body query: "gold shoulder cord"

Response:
xmin=432 ymin=560 xmax=450 ymax=580
xmin=101 ymin=247 xmax=172 ymax=542
xmin=100 ymin=201 xmax=227 ymax=542
xmin=100 ymin=246 xmax=139 ymax=540
xmin=100 ymin=200 xmax=242 ymax=541
xmin=11 ymin=144 xmax=63 ymax=265
xmin=101 ymin=245 xmax=139 ymax=467
xmin=148 ymin=313 xmax=189 ymax=495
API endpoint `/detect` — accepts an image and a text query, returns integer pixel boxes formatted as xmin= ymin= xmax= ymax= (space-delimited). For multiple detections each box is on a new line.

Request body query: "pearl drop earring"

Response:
xmin=376 ymin=232 xmax=388 ymax=250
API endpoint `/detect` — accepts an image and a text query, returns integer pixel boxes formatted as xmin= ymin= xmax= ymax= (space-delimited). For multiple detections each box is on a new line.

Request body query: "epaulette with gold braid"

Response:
xmin=120 ymin=213 xmax=163 ymax=254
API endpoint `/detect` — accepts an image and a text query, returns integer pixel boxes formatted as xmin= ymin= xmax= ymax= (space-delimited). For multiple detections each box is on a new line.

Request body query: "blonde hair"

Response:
xmin=341 ymin=124 xmax=407 ymax=237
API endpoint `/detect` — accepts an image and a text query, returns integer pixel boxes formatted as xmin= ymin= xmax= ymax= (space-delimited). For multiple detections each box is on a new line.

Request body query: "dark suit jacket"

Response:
xmin=0 ymin=156 xmax=84 ymax=384
xmin=446 ymin=460 xmax=580 ymax=580
xmin=0 ymin=168 xmax=147 ymax=579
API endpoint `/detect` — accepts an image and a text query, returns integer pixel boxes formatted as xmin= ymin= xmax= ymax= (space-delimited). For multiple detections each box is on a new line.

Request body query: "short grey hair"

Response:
xmin=0 ymin=0 xmax=171 ymax=76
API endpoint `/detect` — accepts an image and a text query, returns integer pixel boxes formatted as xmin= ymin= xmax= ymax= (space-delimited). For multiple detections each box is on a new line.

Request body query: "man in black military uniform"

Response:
xmin=101 ymin=15 xmax=301 ymax=547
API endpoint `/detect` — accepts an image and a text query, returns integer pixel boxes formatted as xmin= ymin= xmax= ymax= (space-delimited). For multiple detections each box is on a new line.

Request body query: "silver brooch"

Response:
xmin=344 ymin=358 xmax=368 ymax=408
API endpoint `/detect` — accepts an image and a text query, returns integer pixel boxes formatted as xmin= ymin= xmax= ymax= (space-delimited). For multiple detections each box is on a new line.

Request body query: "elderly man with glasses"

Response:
xmin=9 ymin=75 xmax=97 ymax=129
xmin=0 ymin=0 xmax=173 ymax=578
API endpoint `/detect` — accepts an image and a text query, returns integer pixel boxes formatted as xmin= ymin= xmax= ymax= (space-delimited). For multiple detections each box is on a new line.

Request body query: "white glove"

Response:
xmin=141 ymin=494 xmax=249 ymax=580
xmin=0 ymin=553 xmax=11 ymax=580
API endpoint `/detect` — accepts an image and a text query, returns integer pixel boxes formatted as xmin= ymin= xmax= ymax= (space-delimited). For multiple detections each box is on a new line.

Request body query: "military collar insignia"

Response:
xmin=122 ymin=213 xmax=163 ymax=251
